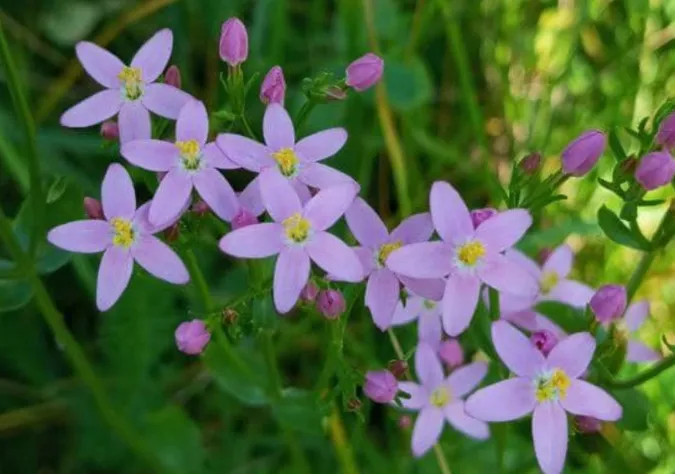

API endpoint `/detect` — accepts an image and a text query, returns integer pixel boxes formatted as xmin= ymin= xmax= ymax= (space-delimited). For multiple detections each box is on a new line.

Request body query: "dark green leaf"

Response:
xmin=46 ymin=176 xmax=68 ymax=203
xmin=597 ymin=206 xmax=650 ymax=251
xmin=612 ymin=388 xmax=650 ymax=431
xmin=608 ymin=129 xmax=627 ymax=162
xmin=382 ymin=57 xmax=432 ymax=111
xmin=535 ymin=301 xmax=588 ymax=333
xmin=271 ymin=388 xmax=324 ymax=435
xmin=144 ymin=406 xmax=205 ymax=474
xmin=0 ymin=279 xmax=33 ymax=312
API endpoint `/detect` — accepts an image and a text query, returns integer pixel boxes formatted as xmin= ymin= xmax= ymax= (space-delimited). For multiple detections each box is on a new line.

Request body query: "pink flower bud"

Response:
xmin=575 ymin=415 xmax=602 ymax=433
xmin=231 ymin=208 xmax=258 ymax=229
xmin=100 ymin=121 xmax=119 ymax=141
xmin=363 ymin=370 xmax=398 ymax=404
xmin=561 ymin=130 xmax=606 ymax=177
xmin=175 ymin=320 xmax=211 ymax=355
xmin=345 ymin=53 xmax=384 ymax=92
xmin=219 ymin=18 xmax=248 ymax=66
xmin=590 ymin=284 xmax=627 ymax=324
xmin=656 ymin=111 xmax=675 ymax=149
xmin=300 ymin=281 xmax=319 ymax=303
xmin=83 ymin=197 xmax=104 ymax=220
xmin=635 ymin=152 xmax=675 ymax=191
xmin=191 ymin=200 xmax=210 ymax=216
xmin=438 ymin=339 xmax=464 ymax=368
xmin=530 ymin=330 xmax=558 ymax=356
xmin=470 ymin=208 xmax=497 ymax=229
xmin=317 ymin=289 xmax=346 ymax=319
xmin=519 ymin=152 xmax=541 ymax=175
xmin=164 ymin=65 xmax=182 ymax=89
xmin=387 ymin=359 xmax=408 ymax=379
xmin=260 ymin=65 xmax=286 ymax=105
xmin=398 ymin=415 xmax=412 ymax=430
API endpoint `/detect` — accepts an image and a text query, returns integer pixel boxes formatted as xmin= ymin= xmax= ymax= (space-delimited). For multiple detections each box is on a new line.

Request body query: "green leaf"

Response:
xmin=46 ymin=176 xmax=68 ymax=203
xmin=535 ymin=301 xmax=588 ymax=333
xmin=272 ymin=388 xmax=325 ymax=435
xmin=144 ymin=406 xmax=205 ymax=474
xmin=382 ymin=57 xmax=433 ymax=111
xmin=612 ymin=388 xmax=650 ymax=431
xmin=251 ymin=293 xmax=279 ymax=331
xmin=608 ymin=129 xmax=627 ymax=162
xmin=597 ymin=206 xmax=651 ymax=251
xmin=0 ymin=279 xmax=33 ymax=312
xmin=466 ymin=304 xmax=498 ymax=360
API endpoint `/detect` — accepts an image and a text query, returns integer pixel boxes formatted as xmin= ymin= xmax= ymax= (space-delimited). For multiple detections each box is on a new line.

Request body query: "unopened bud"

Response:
xmin=175 ymin=320 xmax=211 ymax=355
xmin=192 ymin=200 xmax=210 ymax=216
xmin=345 ymin=53 xmax=384 ymax=91
xmin=530 ymin=330 xmax=558 ymax=356
xmin=231 ymin=208 xmax=258 ymax=229
xmin=590 ymin=284 xmax=627 ymax=324
xmin=219 ymin=18 xmax=248 ymax=67
xmin=387 ymin=359 xmax=408 ymax=379
xmin=519 ymin=152 xmax=541 ymax=175
xmin=300 ymin=281 xmax=319 ymax=303
xmin=438 ymin=339 xmax=464 ymax=368
xmin=656 ymin=111 xmax=675 ymax=149
xmin=260 ymin=66 xmax=286 ymax=105
xmin=83 ymin=197 xmax=104 ymax=219
xmin=575 ymin=415 xmax=602 ymax=434
xmin=164 ymin=65 xmax=182 ymax=89
xmin=317 ymin=289 xmax=346 ymax=319
xmin=363 ymin=370 xmax=397 ymax=404
xmin=470 ymin=208 xmax=497 ymax=229
xmin=561 ymin=130 xmax=606 ymax=177
xmin=100 ymin=121 xmax=119 ymax=141
xmin=635 ymin=152 xmax=675 ymax=191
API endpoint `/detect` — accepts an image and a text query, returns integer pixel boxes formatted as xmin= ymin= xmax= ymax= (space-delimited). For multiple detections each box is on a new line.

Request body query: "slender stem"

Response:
xmin=184 ymin=249 xmax=213 ymax=312
xmin=294 ymin=99 xmax=317 ymax=132
xmin=240 ymin=114 xmax=260 ymax=141
xmin=328 ymin=407 xmax=360 ymax=474
xmin=608 ymin=353 xmax=675 ymax=389
xmin=432 ymin=445 xmax=453 ymax=474
xmin=0 ymin=401 xmax=66 ymax=434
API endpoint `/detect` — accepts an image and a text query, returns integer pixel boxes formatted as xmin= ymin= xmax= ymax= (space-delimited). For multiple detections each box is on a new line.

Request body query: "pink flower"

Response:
xmin=219 ymin=18 xmax=248 ymax=66
xmin=60 ymin=29 xmax=192 ymax=143
xmin=364 ymin=370 xmax=398 ymax=403
xmin=345 ymin=197 xmax=435 ymax=329
xmin=219 ymin=170 xmax=363 ymax=313
xmin=217 ymin=104 xmax=356 ymax=208
xmin=590 ymin=284 xmax=626 ymax=324
xmin=317 ymin=289 xmax=346 ymax=319
xmin=621 ymin=300 xmax=661 ymax=363
xmin=47 ymin=164 xmax=189 ymax=311
xmin=635 ymin=152 xmax=675 ymax=191
xmin=399 ymin=344 xmax=489 ymax=456
xmin=561 ymin=130 xmax=606 ymax=177
xmin=390 ymin=281 xmax=446 ymax=349
xmin=175 ymin=320 xmax=210 ymax=355
xmin=345 ymin=53 xmax=384 ymax=91
xmin=260 ymin=66 xmax=286 ymax=105
xmin=465 ymin=321 xmax=622 ymax=474
xmin=300 ymin=281 xmax=319 ymax=303
xmin=387 ymin=181 xmax=538 ymax=336
xmin=121 ymin=100 xmax=239 ymax=226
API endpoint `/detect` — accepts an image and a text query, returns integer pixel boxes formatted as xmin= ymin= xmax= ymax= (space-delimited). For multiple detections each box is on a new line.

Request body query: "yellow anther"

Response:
xmin=282 ymin=213 xmax=311 ymax=243
xmin=176 ymin=139 xmax=202 ymax=170
xmin=535 ymin=369 xmax=570 ymax=402
xmin=456 ymin=241 xmax=486 ymax=267
xmin=271 ymin=148 xmax=299 ymax=177
xmin=429 ymin=387 xmax=451 ymax=407
xmin=377 ymin=240 xmax=402 ymax=266
xmin=423 ymin=299 xmax=436 ymax=310
xmin=118 ymin=66 xmax=143 ymax=100
xmin=110 ymin=217 xmax=135 ymax=248
xmin=540 ymin=271 xmax=560 ymax=294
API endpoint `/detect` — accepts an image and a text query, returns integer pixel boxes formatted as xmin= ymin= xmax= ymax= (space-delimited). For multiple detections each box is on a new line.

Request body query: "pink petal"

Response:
xmin=292 ymin=180 xmax=312 ymax=204
xmin=133 ymin=200 xmax=186 ymax=234
xmin=418 ymin=310 xmax=442 ymax=349
xmin=176 ymin=100 xmax=208 ymax=145
xmin=298 ymin=162 xmax=357 ymax=189
xmin=120 ymin=139 xmax=176 ymax=171
xmin=391 ymin=297 xmax=422 ymax=326
xmin=465 ymin=378 xmax=536 ymax=422
xmin=400 ymin=277 xmax=446 ymax=301
xmin=149 ymin=170 xmax=192 ymax=226
xmin=446 ymin=362 xmax=488 ymax=398
xmin=625 ymin=300 xmax=650 ymax=333
xmin=304 ymin=183 xmax=358 ymax=231
xmin=215 ymin=133 xmax=272 ymax=171
xmin=273 ymin=247 xmax=310 ymax=313
xmin=542 ymin=245 xmax=573 ymax=279
xmin=131 ymin=28 xmax=172 ymax=83
xmin=412 ymin=407 xmax=444 ymax=457
xmin=366 ymin=269 xmax=399 ymax=330
xmin=238 ymin=177 xmax=265 ymax=216
xmin=306 ymin=232 xmax=363 ymax=282
xmin=546 ymin=333 xmax=595 ymax=378
xmin=75 ymin=41 xmax=124 ymax=88
xmin=390 ymin=212 xmax=434 ymax=245
xmin=442 ymin=273 xmax=480 ymax=336
xmin=60 ymin=90 xmax=121 ymax=127
xmin=544 ymin=280 xmax=594 ymax=308
xmin=263 ymin=103 xmax=295 ymax=150
xmin=415 ymin=342 xmax=444 ymax=390
xmin=219 ymin=223 xmax=283 ymax=258
xmin=429 ymin=181 xmax=473 ymax=244
xmin=344 ymin=197 xmax=388 ymax=248
xmin=96 ymin=246 xmax=133 ymax=311
xmin=355 ymin=246 xmax=375 ymax=277
xmin=500 ymin=291 xmax=538 ymax=314
xmin=505 ymin=249 xmax=542 ymax=279
xmin=102 ymin=163 xmax=135 ymax=220
xmin=118 ymin=101 xmax=151 ymax=143
xmin=132 ymin=235 xmax=189 ymax=284
xmin=397 ymin=382 xmax=428 ymax=410
xmin=193 ymin=168 xmax=239 ymax=221
xmin=259 ymin=168 xmax=301 ymax=222
xmin=203 ymin=142 xmax=239 ymax=170
xmin=475 ymin=209 xmax=532 ymax=253
xmin=478 ymin=254 xmax=539 ymax=297
xmin=491 ymin=320 xmax=545 ymax=376
xmin=561 ymin=380 xmax=622 ymax=421
xmin=47 ymin=220 xmax=111 ymax=253
xmin=501 ymin=309 xmax=538 ymax=332
xmin=532 ymin=402 xmax=568 ymax=474
xmin=444 ymin=401 xmax=490 ymax=440
xmin=626 ymin=340 xmax=661 ymax=362
xmin=142 ymin=83 xmax=193 ymax=119
xmin=294 ymin=128 xmax=347 ymax=162
xmin=533 ymin=314 xmax=566 ymax=340
xmin=386 ymin=242 xmax=453 ymax=279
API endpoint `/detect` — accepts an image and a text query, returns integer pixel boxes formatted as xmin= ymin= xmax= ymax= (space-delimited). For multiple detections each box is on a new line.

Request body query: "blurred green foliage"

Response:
xmin=1 ymin=0 xmax=674 ymax=473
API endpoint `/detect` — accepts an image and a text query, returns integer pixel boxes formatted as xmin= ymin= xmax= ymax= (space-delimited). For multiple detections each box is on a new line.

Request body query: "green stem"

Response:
xmin=294 ymin=100 xmax=317 ymax=132
xmin=608 ymin=353 xmax=675 ymax=389
xmin=240 ymin=115 xmax=259 ymax=141
xmin=488 ymin=288 xmax=500 ymax=322
xmin=184 ymin=249 xmax=213 ymax=312
xmin=0 ymin=23 xmax=44 ymax=257
xmin=261 ymin=331 xmax=282 ymax=399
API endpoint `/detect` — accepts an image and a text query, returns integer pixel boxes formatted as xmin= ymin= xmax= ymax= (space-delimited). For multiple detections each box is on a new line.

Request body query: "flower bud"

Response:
xmin=470 ymin=208 xmax=497 ymax=229
xmin=219 ymin=18 xmax=248 ymax=66
xmin=192 ymin=200 xmax=210 ymax=216
xmin=519 ymin=152 xmax=541 ymax=175
xmin=345 ymin=53 xmax=384 ymax=91
xmin=530 ymin=330 xmax=558 ymax=356
xmin=164 ymin=65 xmax=181 ymax=89
xmin=656 ymin=111 xmax=675 ymax=149
xmin=175 ymin=320 xmax=211 ymax=355
xmin=561 ymin=130 xmax=606 ymax=177
xmin=317 ymin=289 xmax=346 ymax=319
xmin=635 ymin=152 xmax=675 ymax=191
xmin=100 ymin=121 xmax=119 ymax=141
xmin=438 ymin=339 xmax=464 ymax=368
xmin=83 ymin=197 xmax=104 ymax=219
xmin=300 ymin=281 xmax=319 ymax=303
xmin=398 ymin=415 xmax=412 ymax=430
xmin=590 ymin=284 xmax=627 ymax=324
xmin=260 ymin=65 xmax=286 ymax=105
xmin=363 ymin=370 xmax=397 ymax=404
xmin=575 ymin=415 xmax=602 ymax=434
xmin=387 ymin=359 xmax=408 ymax=379
xmin=231 ymin=208 xmax=258 ymax=229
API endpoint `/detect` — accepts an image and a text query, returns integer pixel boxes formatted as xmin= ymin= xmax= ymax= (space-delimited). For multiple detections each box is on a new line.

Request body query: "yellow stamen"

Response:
xmin=423 ymin=299 xmax=436 ymax=310
xmin=282 ymin=213 xmax=311 ymax=243
xmin=535 ymin=369 xmax=570 ymax=402
xmin=176 ymin=139 xmax=202 ymax=170
xmin=377 ymin=240 xmax=402 ymax=266
xmin=429 ymin=387 xmax=451 ymax=407
xmin=118 ymin=66 xmax=143 ymax=100
xmin=456 ymin=241 xmax=486 ymax=267
xmin=271 ymin=148 xmax=299 ymax=177
xmin=110 ymin=217 xmax=135 ymax=248
xmin=540 ymin=271 xmax=560 ymax=294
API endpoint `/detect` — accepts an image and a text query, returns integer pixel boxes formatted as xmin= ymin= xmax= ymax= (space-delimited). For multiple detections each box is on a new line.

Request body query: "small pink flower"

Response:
xmin=346 ymin=53 xmax=384 ymax=91
xmin=60 ymin=29 xmax=193 ymax=143
xmin=520 ymin=152 xmax=541 ymax=175
xmin=438 ymin=339 xmax=464 ymax=368
xmin=531 ymin=330 xmax=558 ymax=356
xmin=317 ymin=289 xmax=346 ymax=319
xmin=48 ymin=164 xmax=190 ymax=311
xmin=83 ymin=197 xmax=104 ymax=219
xmin=635 ymin=152 xmax=675 ymax=191
xmin=465 ymin=322 xmax=622 ymax=474
xmin=364 ymin=370 xmax=398 ymax=403
xmin=590 ymin=284 xmax=626 ymax=324
xmin=561 ymin=130 xmax=606 ymax=177
xmin=470 ymin=208 xmax=497 ymax=229
xmin=164 ymin=65 xmax=181 ymax=89
xmin=219 ymin=18 xmax=248 ymax=66
xmin=260 ymin=66 xmax=286 ymax=105
xmin=175 ymin=320 xmax=210 ymax=355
